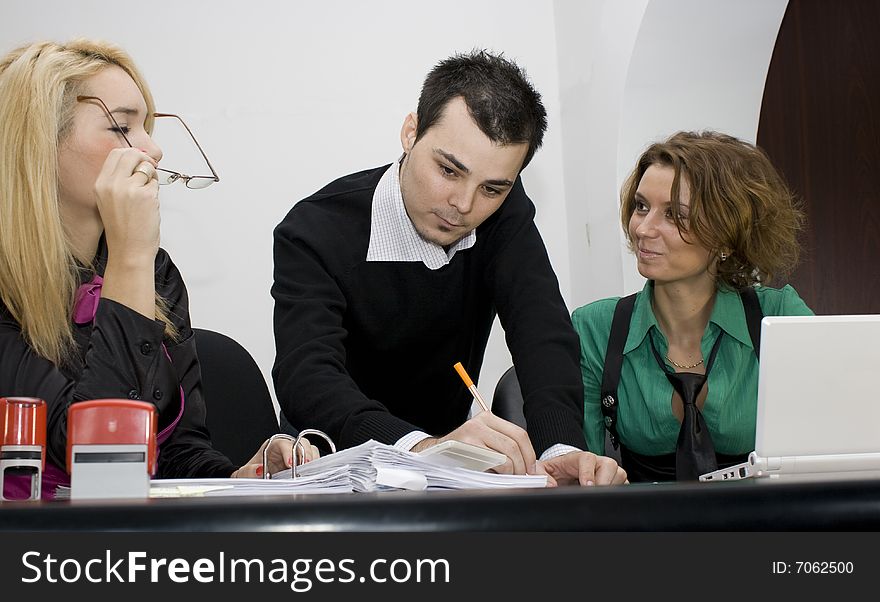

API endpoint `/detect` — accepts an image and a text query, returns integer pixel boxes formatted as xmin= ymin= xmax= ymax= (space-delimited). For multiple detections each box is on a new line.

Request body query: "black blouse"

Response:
xmin=0 ymin=238 xmax=235 ymax=478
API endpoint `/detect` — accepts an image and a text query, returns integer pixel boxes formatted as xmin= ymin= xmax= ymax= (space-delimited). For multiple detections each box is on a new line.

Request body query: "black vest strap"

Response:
xmin=598 ymin=293 xmax=637 ymax=450
xmin=740 ymin=287 xmax=763 ymax=359
xmin=598 ymin=288 xmax=763 ymax=452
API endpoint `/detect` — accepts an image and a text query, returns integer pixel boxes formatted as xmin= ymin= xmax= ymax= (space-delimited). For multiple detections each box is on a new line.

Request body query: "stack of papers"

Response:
xmin=276 ymin=441 xmax=384 ymax=492
xmin=273 ymin=440 xmax=547 ymax=491
xmin=55 ymin=465 xmax=353 ymax=499
xmin=374 ymin=444 xmax=547 ymax=489
xmin=152 ymin=465 xmax=352 ymax=497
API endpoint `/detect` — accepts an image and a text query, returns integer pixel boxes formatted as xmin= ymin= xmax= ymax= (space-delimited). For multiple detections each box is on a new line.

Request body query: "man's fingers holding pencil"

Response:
xmin=447 ymin=361 xmax=537 ymax=474
xmin=436 ymin=411 xmax=537 ymax=475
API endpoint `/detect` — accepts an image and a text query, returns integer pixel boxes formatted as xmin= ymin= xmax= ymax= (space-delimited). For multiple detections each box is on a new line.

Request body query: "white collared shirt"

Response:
xmin=366 ymin=158 xmax=475 ymax=270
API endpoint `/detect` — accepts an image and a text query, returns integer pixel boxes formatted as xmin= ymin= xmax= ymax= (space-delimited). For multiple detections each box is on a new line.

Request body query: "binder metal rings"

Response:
xmin=261 ymin=429 xmax=337 ymax=479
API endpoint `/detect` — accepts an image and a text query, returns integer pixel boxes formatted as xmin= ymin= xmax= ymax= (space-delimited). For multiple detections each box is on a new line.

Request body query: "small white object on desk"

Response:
xmin=417 ymin=440 xmax=506 ymax=472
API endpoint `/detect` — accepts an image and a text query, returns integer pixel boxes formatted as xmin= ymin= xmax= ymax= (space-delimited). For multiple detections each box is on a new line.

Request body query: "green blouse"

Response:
xmin=571 ymin=282 xmax=813 ymax=456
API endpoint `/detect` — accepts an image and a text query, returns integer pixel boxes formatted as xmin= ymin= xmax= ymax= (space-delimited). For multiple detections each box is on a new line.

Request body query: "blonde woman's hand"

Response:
xmin=94 ymin=147 xmax=160 ymax=267
xmin=231 ymin=436 xmax=322 ymax=478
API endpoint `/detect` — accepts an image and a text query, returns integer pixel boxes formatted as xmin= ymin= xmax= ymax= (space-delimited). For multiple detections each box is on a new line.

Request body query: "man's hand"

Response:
xmin=538 ymin=450 xmax=628 ymax=486
xmin=410 ymin=411 xmax=537 ymax=475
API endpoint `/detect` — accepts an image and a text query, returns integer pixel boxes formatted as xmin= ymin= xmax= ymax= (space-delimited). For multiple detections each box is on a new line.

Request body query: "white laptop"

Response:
xmin=700 ymin=314 xmax=880 ymax=482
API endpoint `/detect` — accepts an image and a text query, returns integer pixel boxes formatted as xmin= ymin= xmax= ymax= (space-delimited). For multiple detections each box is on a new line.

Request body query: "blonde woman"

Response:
xmin=0 ymin=39 xmax=315 ymax=499
xmin=572 ymin=131 xmax=812 ymax=482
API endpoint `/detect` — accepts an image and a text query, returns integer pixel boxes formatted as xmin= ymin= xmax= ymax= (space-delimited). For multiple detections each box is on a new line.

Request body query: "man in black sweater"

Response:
xmin=272 ymin=50 xmax=625 ymax=485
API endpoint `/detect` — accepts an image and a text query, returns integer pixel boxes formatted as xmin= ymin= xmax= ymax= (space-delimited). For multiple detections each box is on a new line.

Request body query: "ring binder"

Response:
xmin=261 ymin=429 xmax=336 ymax=479
xmin=287 ymin=439 xmax=549 ymax=491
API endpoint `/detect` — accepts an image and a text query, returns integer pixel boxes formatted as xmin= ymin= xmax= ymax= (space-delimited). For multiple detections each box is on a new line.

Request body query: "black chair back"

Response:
xmin=492 ymin=365 xmax=621 ymax=462
xmin=193 ymin=328 xmax=280 ymax=466
xmin=492 ymin=367 xmax=527 ymax=429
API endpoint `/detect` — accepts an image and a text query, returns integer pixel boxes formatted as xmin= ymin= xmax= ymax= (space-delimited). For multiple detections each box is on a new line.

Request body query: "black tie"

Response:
xmin=650 ymin=332 xmax=724 ymax=481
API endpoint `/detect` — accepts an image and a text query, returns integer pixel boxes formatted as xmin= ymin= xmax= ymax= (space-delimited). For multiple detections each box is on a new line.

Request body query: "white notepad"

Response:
xmin=416 ymin=440 xmax=507 ymax=472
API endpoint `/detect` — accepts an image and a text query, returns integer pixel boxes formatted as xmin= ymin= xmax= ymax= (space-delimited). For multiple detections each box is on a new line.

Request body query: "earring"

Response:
xmin=720 ymin=252 xmax=729 ymax=262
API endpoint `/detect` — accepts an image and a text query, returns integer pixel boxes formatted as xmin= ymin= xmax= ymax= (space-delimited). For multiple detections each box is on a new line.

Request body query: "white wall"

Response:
xmin=1 ymin=0 xmax=788 ymax=419
xmin=554 ymin=0 xmax=650 ymax=307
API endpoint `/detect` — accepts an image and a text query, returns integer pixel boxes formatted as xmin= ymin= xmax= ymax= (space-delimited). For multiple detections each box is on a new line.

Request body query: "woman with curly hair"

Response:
xmin=572 ymin=131 xmax=811 ymax=482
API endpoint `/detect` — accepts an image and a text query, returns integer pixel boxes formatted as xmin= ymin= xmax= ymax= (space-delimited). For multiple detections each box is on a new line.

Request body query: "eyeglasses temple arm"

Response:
xmin=153 ymin=113 xmax=219 ymax=181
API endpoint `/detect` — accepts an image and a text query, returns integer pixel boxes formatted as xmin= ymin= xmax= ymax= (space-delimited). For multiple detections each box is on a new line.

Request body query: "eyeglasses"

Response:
xmin=76 ymin=95 xmax=220 ymax=189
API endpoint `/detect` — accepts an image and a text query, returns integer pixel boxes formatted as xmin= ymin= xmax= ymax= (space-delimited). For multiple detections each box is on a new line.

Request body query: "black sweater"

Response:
xmin=272 ymin=165 xmax=586 ymax=455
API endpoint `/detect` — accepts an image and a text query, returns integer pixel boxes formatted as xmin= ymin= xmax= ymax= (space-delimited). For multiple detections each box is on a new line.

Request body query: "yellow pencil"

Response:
xmin=453 ymin=362 xmax=490 ymax=413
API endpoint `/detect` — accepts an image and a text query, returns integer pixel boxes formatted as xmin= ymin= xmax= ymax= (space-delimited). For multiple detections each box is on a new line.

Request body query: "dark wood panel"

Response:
xmin=757 ymin=0 xmax=880 ymax=314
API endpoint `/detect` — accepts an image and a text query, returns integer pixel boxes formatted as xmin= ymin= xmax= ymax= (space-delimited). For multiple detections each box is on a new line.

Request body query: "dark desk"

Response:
xmin=2 ymin=477 xmax=880 ymax=531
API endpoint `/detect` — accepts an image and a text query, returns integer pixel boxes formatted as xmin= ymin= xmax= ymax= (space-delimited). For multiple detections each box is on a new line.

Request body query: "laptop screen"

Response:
xmin=755 ymin=315 xmax=880 ymax=458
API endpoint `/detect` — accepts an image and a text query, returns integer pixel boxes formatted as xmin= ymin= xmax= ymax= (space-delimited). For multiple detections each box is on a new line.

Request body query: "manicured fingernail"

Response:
xmin=256 ymin=465 xmax=264 ymax=476
xmin=287 ymin=455 xmax=293 ymax=466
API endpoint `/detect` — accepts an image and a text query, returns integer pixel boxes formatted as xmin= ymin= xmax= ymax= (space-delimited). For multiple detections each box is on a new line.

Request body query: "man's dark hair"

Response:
xmin=415 ymin=49 xmax=548 ymax=170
